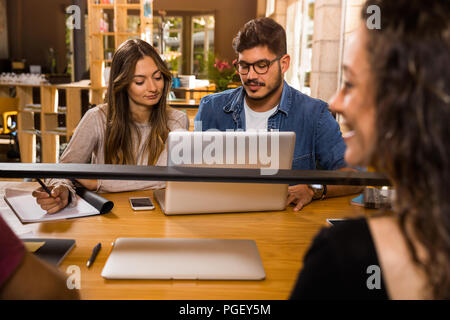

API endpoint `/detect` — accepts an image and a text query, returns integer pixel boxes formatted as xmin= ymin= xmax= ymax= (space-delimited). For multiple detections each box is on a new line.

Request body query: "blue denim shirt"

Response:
xmin=194 ymin=81 xmax=347 ymax=170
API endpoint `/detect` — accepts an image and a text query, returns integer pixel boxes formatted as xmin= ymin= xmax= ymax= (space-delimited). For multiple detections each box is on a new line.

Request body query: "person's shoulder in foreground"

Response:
xmin=0 ymin=217 xmax=25 ymax=289
xmin=0 ymin=216 xmax=79 ymax=299
xmin=290 ymin=217 xmax=389 ymax=300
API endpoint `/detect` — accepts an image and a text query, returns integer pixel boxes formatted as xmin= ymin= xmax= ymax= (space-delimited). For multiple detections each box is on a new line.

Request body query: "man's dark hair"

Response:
xmin=232 ymin=17 xmax=287 ymax=56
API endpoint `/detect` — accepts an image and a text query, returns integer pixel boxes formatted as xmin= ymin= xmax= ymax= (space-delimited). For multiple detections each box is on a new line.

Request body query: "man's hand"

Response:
xmin=32 ymin=185 xmax=70 ymax=214
xmin=286 ymin=184 xmax=315 ymax=211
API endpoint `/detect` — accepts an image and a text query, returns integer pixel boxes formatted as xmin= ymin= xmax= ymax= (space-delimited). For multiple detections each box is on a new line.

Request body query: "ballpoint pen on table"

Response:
xmin=87 ymin=242 xmax=102 ymax=268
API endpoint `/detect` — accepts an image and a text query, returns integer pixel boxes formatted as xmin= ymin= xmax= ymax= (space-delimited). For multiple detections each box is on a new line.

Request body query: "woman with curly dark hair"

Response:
xmin=291 ymin=0 xmax=449 ymax=299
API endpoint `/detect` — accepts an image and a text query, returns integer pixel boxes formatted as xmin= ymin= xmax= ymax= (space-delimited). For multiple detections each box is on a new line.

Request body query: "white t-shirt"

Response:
xmin=244 ymin=99 xmax=278 ymax=130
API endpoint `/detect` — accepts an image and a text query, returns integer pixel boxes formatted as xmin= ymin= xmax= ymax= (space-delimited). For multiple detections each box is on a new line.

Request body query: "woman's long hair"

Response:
xmin=104 ymin=39 xmax=172 ymax=165
xmin=362 ymin=0 xmax=450 ymax=298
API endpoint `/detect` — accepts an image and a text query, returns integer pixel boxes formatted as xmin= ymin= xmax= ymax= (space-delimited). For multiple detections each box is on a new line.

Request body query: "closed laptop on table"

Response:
xmin=101 ymin=238 xmax=266 ymax=280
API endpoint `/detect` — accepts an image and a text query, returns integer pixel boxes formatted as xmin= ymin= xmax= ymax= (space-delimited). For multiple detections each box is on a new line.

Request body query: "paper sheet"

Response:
xmin=4 ymin=188 xmax=100 ymax=223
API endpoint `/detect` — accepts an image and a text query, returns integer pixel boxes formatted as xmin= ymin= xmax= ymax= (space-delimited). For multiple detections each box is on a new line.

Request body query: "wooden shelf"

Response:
xmin=0 ymin=83 xmax=91 ymax=163
xmin=22 ymin=104 xmax=42 ymax=112
xmin=117 ymin=4 xmax=141 ymax=9
xmin=92 ymin=4 xmax=114 ymax=9
xmin=57 ymin=106 xmax=67 ymax=113
xmin=45 ymin=128 xmax=68 ymax=135
xmin=88 ymin=0 xmax=152 ymax=101
xmin=42 ymin=111 xmax=66 ymax=115
xmin=22 ymin=108 xmax=40 ymax=113
xmin=91 ymin=3 xmax=141 ymax=9
xmin=19 ymin=129 xmax=40 ymax=135
xmin=92 ymin=32 xmax=115 ymax=36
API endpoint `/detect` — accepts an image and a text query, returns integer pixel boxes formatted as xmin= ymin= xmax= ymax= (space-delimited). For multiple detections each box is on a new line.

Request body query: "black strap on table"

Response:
xmin=0 ymin=163 xmax=391 ymax=186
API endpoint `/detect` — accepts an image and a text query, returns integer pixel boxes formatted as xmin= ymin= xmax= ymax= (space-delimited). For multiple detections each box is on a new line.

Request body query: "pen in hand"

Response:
xmin=87 ymin=242 xmax=101 ymax=268
xmin=36 ymin=178 xmax=52 ymax=196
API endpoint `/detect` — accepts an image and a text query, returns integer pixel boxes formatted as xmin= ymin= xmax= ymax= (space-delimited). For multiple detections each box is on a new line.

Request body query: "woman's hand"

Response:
xmin=31 ymin=185 xmax=70 ymax=214
xmin=76 ymin=179 xmax=98 ymax=191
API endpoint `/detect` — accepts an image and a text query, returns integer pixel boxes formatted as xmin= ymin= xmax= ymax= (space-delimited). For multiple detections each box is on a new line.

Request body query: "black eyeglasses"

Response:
xmin=233 ymin=56 xmax=283 ymax=75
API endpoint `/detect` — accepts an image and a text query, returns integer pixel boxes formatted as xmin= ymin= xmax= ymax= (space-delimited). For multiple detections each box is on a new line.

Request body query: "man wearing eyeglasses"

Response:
xmin=195 ymin=17 xmax=362 ymax=211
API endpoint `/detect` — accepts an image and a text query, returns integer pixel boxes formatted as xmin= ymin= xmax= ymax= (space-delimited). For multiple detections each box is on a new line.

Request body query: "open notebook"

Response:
xmin=4 ymin=188 xmax=112 ymax=223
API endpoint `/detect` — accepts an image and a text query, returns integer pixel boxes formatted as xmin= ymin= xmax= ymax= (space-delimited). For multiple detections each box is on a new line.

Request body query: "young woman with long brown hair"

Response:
xmin=32 ymin=39 xmax=188 ymax=213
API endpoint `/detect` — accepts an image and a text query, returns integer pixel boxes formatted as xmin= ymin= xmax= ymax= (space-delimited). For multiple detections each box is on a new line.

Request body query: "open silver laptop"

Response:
xmin=154 ymin=131 xmax=296 ymax=215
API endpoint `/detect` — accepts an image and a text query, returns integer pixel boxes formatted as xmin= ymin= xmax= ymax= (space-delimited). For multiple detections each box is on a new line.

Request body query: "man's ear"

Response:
xmin=280 ymin=54 xmax=290 ymax=73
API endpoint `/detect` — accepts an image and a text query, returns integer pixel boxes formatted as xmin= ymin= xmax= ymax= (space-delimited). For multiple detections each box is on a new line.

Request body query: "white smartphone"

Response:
xmin=129 ymin=197 xmax=155 ymax=211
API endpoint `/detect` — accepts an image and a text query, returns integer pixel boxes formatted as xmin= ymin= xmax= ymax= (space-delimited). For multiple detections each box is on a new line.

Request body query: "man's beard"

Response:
xmin=244 ymin=66 xmax=283 ymax=101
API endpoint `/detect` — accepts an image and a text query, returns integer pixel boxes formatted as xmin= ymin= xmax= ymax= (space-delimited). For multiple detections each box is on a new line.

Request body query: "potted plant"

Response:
xmin=207 ymin=52 xmax=240 ymax=92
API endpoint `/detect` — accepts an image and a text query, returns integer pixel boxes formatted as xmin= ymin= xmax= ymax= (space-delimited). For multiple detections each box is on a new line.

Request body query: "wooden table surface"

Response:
xmin=0 ymin=181 xmax=376 ymax=300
